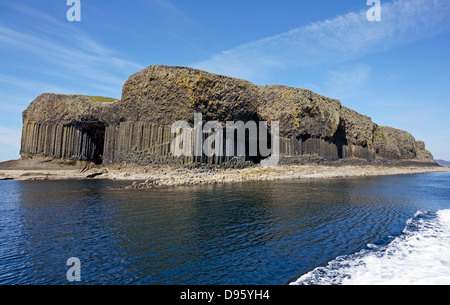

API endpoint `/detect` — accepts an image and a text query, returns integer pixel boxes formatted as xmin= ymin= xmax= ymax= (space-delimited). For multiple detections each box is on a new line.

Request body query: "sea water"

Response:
xmin=0 ymin=172 xmax=449 ymax=285
xmin=292 ymin=209 xmax=450 ymax=285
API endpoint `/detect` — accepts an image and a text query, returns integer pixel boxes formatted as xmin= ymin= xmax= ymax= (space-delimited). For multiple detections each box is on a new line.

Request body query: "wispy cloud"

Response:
xmin=319 ymin=64 xmax=373 ymax=100
xmin=0 ymin=1 xmax=144 ymax=98
xmin=194 ymin=0 xmax=450 ymax=81
xmin=0 ymin=125 xmax=21 ymax=160
xmin=0 ymin=74 xmax=72 ymax=94
xmin=152 ymin=0 xmax=193 ymax=24
xmin=0 ymin=24 xmax=141 ymax=92
xmin=0 ymin=126 xmax=21 ymax=147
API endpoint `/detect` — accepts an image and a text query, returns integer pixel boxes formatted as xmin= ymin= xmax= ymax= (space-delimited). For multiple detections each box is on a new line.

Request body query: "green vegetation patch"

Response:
xmin=417 ymin=148 xmax=432 ymax=155
xmin=374 ymin=128 xmax=386 ymax=143
xmin=89 ymin=96 xmax=117 ymax=103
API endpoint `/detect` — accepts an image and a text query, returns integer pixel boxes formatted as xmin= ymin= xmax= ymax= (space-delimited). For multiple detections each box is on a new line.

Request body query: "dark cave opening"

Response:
xmin=333 ymin=120 xmax=348 ymax=159
xmin=78 ymin=122 xmax=106 ymax=165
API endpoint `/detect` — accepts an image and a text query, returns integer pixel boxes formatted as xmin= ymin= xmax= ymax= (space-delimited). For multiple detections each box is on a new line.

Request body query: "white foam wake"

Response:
xmin=291 ymin=209 xmax=450 ymax=285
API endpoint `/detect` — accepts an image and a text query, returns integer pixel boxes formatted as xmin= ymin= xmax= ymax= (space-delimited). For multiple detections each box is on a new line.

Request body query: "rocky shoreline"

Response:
xmin=1 ymin=159 xmax=448 ymax=189
xmin=108 ymin=163 xmax=450 ymax=189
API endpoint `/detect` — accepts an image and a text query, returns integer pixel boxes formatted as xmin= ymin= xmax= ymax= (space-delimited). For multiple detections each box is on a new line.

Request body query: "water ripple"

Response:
xmin=0 ymin=173 xmax=449 ymax=284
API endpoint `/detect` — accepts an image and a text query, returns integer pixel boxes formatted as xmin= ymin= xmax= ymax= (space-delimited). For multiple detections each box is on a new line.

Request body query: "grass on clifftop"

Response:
xmin=87 ymin=96 xmax=117 ymax=103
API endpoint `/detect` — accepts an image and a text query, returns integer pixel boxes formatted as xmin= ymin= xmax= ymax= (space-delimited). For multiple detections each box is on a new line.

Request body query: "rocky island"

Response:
xmin=1 ymin=65 xmax=448 ymax=184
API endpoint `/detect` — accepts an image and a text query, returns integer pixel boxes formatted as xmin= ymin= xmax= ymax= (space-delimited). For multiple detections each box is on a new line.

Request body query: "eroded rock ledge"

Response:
xmin=20 ymin=65 xmax=436 ymax=167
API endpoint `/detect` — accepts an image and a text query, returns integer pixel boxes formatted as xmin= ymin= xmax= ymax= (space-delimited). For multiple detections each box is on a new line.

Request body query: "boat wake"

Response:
xmin=291 ymin=209 xmax=450 ymax=285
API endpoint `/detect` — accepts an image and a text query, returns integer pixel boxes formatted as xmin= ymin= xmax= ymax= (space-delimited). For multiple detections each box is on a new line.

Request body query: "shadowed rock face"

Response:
xmin=20 ymin=65 xmax=436 ymax=166
xmin=120 ymin=65 xmax=260 ymax=125
xmin=257 ymin=85 xmax=342 ymax=140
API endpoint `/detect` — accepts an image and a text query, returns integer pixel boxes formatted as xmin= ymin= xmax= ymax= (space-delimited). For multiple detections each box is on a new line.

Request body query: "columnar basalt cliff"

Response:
xmin=20 ymin=65 xmax=436 ymax=167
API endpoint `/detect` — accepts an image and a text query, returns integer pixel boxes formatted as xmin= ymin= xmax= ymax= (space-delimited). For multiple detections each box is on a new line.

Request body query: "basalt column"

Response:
xmin=102 ymin=122 xmax=195 ymax=165
xmin=20 ymin=122 xmax=105 ymax=164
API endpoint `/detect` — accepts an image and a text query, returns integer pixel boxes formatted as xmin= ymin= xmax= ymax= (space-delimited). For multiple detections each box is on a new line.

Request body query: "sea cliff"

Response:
xmin=19 ymin=65 xmax=436 ymax=169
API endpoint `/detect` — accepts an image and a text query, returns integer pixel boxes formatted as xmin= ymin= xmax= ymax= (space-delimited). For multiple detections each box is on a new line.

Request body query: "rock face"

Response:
xmin=21 ymin=94 xmax=117 ymax=164
xmin=20 ymin=65 xmax=436 ymax=166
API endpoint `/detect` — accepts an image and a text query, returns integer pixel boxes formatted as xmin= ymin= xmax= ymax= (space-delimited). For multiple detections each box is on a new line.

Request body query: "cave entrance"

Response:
xmin=222 ymin=119 xmax=273 ymax=164
xmin=333 ymin=120 xmax=347 ymax=159
xmin=79 ymin=122 xmax=105 ymax=165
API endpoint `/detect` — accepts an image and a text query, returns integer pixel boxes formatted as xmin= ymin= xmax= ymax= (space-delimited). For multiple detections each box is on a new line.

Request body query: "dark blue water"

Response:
xmin=0 ymin=172 xmax=449 ymax=285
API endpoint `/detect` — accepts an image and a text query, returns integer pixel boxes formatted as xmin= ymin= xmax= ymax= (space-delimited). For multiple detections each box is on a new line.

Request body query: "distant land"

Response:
xmin=436 ymin=160 xmax=450 ymax=167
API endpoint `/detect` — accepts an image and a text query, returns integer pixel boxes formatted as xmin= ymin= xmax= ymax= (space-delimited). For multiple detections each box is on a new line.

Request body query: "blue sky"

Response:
xmin=0 ymin=0 xmax=449 ymax=161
